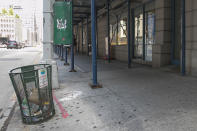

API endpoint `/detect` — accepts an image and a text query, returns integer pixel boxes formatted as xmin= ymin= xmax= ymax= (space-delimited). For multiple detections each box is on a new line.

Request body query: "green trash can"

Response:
xmin=9 ymin=64 xmax=55 ymax=124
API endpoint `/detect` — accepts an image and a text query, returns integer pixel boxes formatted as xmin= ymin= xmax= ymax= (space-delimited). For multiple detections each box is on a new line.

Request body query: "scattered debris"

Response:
xmin=76 ymin=120 xmax=80 ymax=122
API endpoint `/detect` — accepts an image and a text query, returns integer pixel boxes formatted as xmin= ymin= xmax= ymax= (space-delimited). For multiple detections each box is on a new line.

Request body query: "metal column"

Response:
xmin=96 ymin=10 xmax=99 ymax=57
xmin=116 ymin=16 xmax=119 ymax=44
xmin=171 ymin=0 xmax=175 ymax=64
xmin=90 ymin=0 xmax=101 ymax=88
xmin=81 ymin=19 xmax=84 ymax=54
xmin=143 ymin=4 xmax=146 ymax=60
xmin=58 ymin=45 xmax=61 ymax=57
xmin=61 ymin=45 xmax=64 ymax=60
xmin=181 ymin=0 xmax=185 ymax=76
xmin=107 ymin=0 xmax=111 ymax=63
xmin=64 ymin=46 xmax=69 ymax=65
xmin=70 ymin=0 xmax=76 ymax=72
xmin=131 ymin=9 xmax=135 ymax=59
xmin=77 ymin=24 xmax=80 ymax=53
xmin=87 ymin=15 xmax=89 ymax=56
xmin=127 ymin=0 xmax=131 ymax=68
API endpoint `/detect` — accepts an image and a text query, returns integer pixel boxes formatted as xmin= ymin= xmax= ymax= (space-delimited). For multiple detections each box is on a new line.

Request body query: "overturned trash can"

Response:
xmin=9 ymin=64 xmax=55 ymax=124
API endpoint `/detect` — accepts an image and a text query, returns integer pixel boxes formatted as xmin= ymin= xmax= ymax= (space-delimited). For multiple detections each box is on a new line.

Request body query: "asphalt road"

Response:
xmin=0 ymin=46 xmax=42 ymax=115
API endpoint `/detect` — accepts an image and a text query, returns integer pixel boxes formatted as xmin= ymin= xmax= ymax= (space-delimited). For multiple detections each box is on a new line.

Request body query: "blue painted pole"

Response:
xmin=143 ymin=4 xmax=146 ymax=60
xmin=54 ymin=45 xmax=56 ymax=54
xmin=91 ymin=0 xmax=97 ymax=86
xmin=107 ymin=0 xmax=110 ymax=63
xmin=87 ymin=15 xmax=89 ymax=56
xmin=81 ymin=19 xmax=84 ymax=54
xmin=70 ymin=0 xmax=76 ymax=72
xmin=181 ymin=0 xmax=185 ymax=76
xmin=59 ymin=45 xmax=62 ymax=59
xmin=127 ymin=0 xmax=131 ymax=68
xmin=96 ymin=9 xmax=99 ymax=57
xmin=77 ymin=24 xmax=80 ymax=53
xmin=64 ymin=46 xmax=69 ymax=65
xmin=58 ymin=45 xmax=60 ymax=57
xmin=55 ymin=45 xmax=56 ymax=54
xmin=131 ymin=9 xmax=135 ymax=59
xmin=61 ymin=45 xmax=64 ymax=60
xmin=171 ymin=0 xmax=175 ymax=64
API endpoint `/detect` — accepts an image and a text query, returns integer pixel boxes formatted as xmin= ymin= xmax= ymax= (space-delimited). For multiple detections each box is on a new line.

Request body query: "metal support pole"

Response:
xmin=58 ymin=45 xmax=61 ymax=57
xmin=143 ymin=4 xmax=146 ymax=60
xmin=59 ymin=45 xmax=61 ymax=57
xmin=57 ymin=45 xmax=59 ymax=56
xmin=57 ymin=45 xmax=58 ymax=55
xmin=87 ymin=15 xmax=89 ymax=56
xmin=55 ymin=45 xmax=57 ymax=54
xmin=96 ymin=9 xmax=99 ymax=57
xmin=81 ymin=19 xmax=84 ymax=54
xmin=64 ymin=46 xmax=69 ymax=65
xmin=54 ymin=45 xmax=56 ymax=54
xmin=107 ymin=0 xmax=111 ymax=63
xmin=60 ymin=45 xmax=62 ymax=59
xmin=59 ymin=45 xmax=61 ymax=58
xmin=70 ymin=0 xmax=76 ymax=72
xmin=56 ymin=45 xmax=58 ymax=56
xmin=116 ymin=15 xmax=119 ymax=44
xmin=127 ymin=0 xmax=131 ymax=68
xmin=77 ymin=24 xmax=80 ymax=53
xmin=61 ymin=45 xmax=64 ymax=60
xmin=131 ymin=9 xmax=135 ymax=59
xmin=171 ymin=0 xmax=175 ymax=64
xmin=181 ymin=0 xmax=185 ymax=76
xmin=90 ymin=0 xmax=101 ymax=88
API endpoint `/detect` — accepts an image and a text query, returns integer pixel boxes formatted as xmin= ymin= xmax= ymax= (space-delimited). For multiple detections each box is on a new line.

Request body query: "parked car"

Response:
xmin=0 ymin=44 xmax=7 ymax=48
xmin=20 ymin=42 xmax=25 ymax=48
xmin=0 ymin=41 xmax=7 ymax=48
xmin=7 ymin=41 xmax=19 ymax=49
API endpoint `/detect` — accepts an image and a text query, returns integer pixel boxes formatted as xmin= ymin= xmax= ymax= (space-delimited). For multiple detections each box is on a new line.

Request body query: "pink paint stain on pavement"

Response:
xmin=53 ymin=93 xmax=69 ymax=118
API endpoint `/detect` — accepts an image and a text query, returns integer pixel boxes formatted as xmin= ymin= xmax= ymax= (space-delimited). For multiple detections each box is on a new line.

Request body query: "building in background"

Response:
xmin=0 ymin=15 xmax=22 ymax=42
xmin=0 ymin=0 xmax=43 ymax=46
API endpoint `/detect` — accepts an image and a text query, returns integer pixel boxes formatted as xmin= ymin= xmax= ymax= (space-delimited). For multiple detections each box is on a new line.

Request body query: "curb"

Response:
xmin=0 ymin=101 xmax=16 ymax=131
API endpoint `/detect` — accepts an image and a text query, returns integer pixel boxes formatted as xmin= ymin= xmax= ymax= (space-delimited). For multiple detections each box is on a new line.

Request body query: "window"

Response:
xmin=134 ymin=14 xmax=143 ymax=58
xmin=117 ymin=18 xmax=127 ymax=45
xmin=110 ymin=17 xmax=127 ymax=46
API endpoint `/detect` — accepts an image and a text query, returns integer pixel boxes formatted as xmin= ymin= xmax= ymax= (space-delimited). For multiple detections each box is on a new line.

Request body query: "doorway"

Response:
xmin=145 ymin=11 xmax=155 ymax=62
xmin=134 ymin=8 xmax=155 ymax=62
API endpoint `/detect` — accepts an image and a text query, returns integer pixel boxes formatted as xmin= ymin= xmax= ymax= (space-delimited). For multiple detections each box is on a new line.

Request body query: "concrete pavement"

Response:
xmin=6 ymin=54 xmax=197 ymax=131
xmin=0 ymin=46 xmax=42 ymax=130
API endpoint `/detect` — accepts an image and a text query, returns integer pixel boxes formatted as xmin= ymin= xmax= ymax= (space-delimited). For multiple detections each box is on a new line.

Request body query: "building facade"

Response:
xmin=0 ymin=15 xmax=22 ymax=42
xmin=73 ymin=0 xmax=197 ymax=77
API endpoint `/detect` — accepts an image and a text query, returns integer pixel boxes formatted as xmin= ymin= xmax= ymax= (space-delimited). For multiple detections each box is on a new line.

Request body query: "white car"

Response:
xmin=0 ymin=43 xmax=7 ymax=48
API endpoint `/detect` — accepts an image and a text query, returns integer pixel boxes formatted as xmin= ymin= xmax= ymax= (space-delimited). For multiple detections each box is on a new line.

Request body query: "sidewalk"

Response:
xmin=7 ymin=55 xmax=197 ymax=131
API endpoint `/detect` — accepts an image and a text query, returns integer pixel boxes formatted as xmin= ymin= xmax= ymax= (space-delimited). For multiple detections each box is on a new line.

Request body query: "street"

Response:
xmin=0 ymin=46 xmax=42 ymax=118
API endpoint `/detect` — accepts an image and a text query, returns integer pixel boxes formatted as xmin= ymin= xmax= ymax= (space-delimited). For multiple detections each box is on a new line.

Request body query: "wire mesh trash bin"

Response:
xmin=9 ymin=64 xmax=55 ymax=124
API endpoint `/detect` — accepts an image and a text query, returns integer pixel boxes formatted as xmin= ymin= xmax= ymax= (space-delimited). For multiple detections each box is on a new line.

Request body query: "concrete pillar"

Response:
xmin=153 ymin=0 xmax=171 ymax=67
xmin=43 ymin=0 xmax=54 ymax=60
xmin=43 ymin=0 xmax=59 ymax=89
